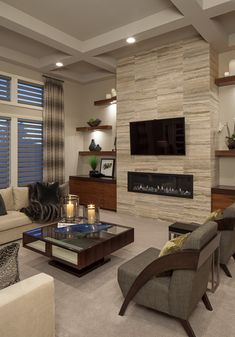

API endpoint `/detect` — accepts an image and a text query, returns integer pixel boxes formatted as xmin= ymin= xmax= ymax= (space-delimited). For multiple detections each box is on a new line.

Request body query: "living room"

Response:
xmin=1 ymin=1 xmax=235 ymax=337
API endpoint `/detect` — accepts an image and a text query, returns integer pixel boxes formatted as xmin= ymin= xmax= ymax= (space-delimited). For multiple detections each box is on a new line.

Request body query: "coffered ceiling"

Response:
xmin=0 ymin=0 xmax=235 ymax=83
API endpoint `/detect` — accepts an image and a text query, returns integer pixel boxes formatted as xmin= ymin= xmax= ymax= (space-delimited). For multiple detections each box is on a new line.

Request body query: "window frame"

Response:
xmin=0 ymin=71 xmax=43 ymax=111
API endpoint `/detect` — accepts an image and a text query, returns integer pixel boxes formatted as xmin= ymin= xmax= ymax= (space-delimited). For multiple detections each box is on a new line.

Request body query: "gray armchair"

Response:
xmin=215 ymin=203 xmax=235 ymax=277
xmin=118 ymin=222 xmax=220 ymax=337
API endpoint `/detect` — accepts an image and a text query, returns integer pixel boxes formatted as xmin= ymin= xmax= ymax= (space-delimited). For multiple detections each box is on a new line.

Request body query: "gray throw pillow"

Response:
xmin=0 ymin=194 xmax=7 ymax=216
xmin=0 ymin=242 xmax=20 ymax=289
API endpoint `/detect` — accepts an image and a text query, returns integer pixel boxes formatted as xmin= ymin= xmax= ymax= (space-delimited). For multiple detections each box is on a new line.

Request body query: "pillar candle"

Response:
xmin=66 ymin=202 xmax=74 ymax=218
xmin=87 ymin=204 xmax=96 ymax=224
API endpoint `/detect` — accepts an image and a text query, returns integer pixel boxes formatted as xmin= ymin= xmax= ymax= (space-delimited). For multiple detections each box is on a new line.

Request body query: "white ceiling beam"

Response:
xmin=171 ymin=0 xmax=228 ymax=51
xmin=203 ymin=0 xmax=235 ymax=17
xmin=83 ymin=8 xmax=187 ymax=55
xmin=0 ymin=1 xmax=83 ymax=55
xmin=0 ymin=46 xmax=39 ymax=68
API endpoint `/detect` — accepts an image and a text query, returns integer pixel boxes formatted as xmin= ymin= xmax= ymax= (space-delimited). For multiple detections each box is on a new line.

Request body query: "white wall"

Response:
xmin=218 ymin=51 xmax=235 ymax=185
xmin=76 ymin=78 xmax=116 ymax=175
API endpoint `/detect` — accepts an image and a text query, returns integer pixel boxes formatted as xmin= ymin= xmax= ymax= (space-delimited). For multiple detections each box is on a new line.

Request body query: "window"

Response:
xmin=0 ymin=75 xmax=11 ymax=102
xmin=17 ymin=80 xmax=44 ymax=107
xmin=18 ymin=120 xmax=43 ymax=186
xmin=0 ymin=117 xmax=10 ymax=188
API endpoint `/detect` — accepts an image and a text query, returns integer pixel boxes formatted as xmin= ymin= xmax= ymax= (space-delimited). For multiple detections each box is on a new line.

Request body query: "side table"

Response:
xmin=168 ymin=222 xmax=220 ymax=293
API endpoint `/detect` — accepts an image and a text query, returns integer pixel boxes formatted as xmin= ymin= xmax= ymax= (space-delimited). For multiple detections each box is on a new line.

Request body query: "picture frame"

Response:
xmin=100 ymin=158 xmax=115 ymax=177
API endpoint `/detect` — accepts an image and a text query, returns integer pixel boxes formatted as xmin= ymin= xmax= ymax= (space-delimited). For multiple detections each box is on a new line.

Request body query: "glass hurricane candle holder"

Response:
xmin=83 ymin=204 xmax=100 ymax=224
xmin=61 ymin=195 xmax=79 ymax=222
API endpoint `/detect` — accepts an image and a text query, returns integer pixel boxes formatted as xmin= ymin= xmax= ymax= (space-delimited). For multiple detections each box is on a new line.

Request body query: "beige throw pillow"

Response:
xmin=204 ymin=209 xmax=222 ymax=224
xmin=159 ymin=233 xmax=190 ymax=257
xmin=0 ymin=187 xmax=14 ymax=211
xmin=13 ymin=187 xmax=29 ymax=210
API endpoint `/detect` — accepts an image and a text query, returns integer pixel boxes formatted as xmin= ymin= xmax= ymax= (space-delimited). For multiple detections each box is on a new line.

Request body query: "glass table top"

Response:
xmin=24 ymin=220 xmax=132 ymax=253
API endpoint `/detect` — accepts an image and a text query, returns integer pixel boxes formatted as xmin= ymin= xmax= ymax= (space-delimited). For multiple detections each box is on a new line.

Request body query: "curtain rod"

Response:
xmin=42 ymin=75 xmax=64 ymax=83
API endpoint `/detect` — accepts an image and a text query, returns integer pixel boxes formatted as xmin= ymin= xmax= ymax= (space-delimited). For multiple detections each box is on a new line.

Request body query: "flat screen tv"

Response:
xmin=130 ymin=117 xmax=185 ymax=155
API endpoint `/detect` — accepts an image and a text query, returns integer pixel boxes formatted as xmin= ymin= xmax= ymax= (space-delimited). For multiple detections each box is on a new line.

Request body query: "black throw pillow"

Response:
xmin=0 ymin=194 xmax=7 ymax=216
xmin=36 ymin=182 xmax=60 ymax=205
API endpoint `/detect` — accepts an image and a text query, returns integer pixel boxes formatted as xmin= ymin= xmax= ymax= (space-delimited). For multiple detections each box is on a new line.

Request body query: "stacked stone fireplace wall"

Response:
xmin=116 ymin=36 xmax=219 ymax=223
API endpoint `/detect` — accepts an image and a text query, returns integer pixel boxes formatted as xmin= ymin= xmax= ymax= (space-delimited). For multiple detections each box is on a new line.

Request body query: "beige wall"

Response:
xmin=116 ymin=37 xmax=218 ymax=223
xmin=217 ymin=51 xmax=235 ymax=186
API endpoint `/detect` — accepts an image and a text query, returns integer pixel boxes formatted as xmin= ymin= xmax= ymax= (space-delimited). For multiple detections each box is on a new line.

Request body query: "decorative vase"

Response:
xmin=89 ymin=170 xmax=99 ymax=177
xmin=94 ymin=144 xmax=102 ymax=151
xmin=226 ymin=138 xmax=235 ymax=150
xmin=89 ymin=139 xmax=96 ymax=151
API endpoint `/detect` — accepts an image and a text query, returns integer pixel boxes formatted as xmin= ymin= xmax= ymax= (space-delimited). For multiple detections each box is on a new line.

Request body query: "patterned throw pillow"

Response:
xmin=0 ymin=194 xmax=7 ymax=216
xmin=0 ymin=242 xmax=20 ymax=289
xmin=159 ymin=233 xmax=190 ymax=257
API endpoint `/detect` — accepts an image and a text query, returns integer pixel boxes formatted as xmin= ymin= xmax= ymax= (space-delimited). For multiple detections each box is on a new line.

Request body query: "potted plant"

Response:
xmin=88 ymin=156 xmax=99 ymax=177
xmin=225 ymin=122 xmax=235 ymax=150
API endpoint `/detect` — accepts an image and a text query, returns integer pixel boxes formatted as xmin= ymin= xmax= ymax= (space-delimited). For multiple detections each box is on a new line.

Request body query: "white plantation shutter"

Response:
xmin=17 ymin=80 xmax=43 ymax=107
xmin=0 ymin=117 xmax=10 ymax=188
xmin=0 ymin=75 xmax=11 ymax=102
xmin=18 ymin=119 xmax=43 ymax=186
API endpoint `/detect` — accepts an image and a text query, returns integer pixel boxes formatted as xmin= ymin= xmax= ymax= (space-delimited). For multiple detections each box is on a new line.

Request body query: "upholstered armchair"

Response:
xmin=118 ymin=222 xmax=220 ymax=337
xmin=215 ymin=203 xmax=235 ymax=277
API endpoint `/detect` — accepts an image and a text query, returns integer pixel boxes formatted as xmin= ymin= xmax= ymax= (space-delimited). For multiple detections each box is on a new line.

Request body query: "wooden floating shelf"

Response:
xmin=76 ymin=125 xmax=112 ymax=132
xmin=215 ymin=150 xmax=235 ymax=157
xmin=94 ymin=96 xmax=117 ymax=106
xmin=215 ymin=75 xmax=235 ymax=87
xmin=79 ymin=151 xmax=116 ymax=156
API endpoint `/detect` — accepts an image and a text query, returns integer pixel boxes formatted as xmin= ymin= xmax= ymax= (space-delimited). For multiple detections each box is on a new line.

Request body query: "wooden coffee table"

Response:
xmin=23 ymin=221 xmax=134 ymax=277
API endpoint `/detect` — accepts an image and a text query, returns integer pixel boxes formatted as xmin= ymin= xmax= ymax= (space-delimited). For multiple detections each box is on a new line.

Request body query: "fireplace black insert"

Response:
xmin=128 ymin=172 xmax=193 ymax=199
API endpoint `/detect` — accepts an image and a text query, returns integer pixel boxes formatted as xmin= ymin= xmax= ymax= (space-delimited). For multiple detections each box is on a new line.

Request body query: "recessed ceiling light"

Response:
xmin=56 ymin=62 xmax=64 ymax=67
xmin=126 ymin=37 xmax=136 ymax=44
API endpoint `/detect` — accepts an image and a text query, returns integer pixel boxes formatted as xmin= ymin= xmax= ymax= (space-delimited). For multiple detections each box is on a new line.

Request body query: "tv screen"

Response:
xmin=130 ymin=117 xmax=185 ymax=155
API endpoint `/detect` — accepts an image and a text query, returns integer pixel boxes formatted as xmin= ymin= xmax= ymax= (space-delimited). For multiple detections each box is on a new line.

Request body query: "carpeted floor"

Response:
xmin=19 ymin=211 xmax=235 ymax=337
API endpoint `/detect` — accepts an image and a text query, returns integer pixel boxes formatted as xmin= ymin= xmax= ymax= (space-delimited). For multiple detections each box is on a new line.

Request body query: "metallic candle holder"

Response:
xmin=61 ymin=195 xmax=79 ymax=222
xmin=83 ymin=204 xmax=100 ymax=224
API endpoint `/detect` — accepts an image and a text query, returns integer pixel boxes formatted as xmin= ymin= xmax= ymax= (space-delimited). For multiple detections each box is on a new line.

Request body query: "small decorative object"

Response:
xmin=83 ymin=204 xmax=100 ymax=224
xmin=100 ymin=158 xmax=115 ymax=177
xmin=229 ymin=60 xmax=235 ymax=75
xmin=61 ymin=195 xmax=79 ymax=222
xmin=224 ymin=71 xmax=230 ymax=77
xmin=225 ymin=122 xmax=235 ymax=150
xmin=111 ymin=88 xmax=116 ymax=97
xmin=88 ymin=156 xmax=99 ymax=177
xmin=89 ymin=139 xmax=96 ymax=151
xmin=87 ymin=118 xmax=101 ymax=127
xmin=94 ymin=144 xmax=102 ymax=151
xmin=106 ymin=93 xmax=111 ymax=99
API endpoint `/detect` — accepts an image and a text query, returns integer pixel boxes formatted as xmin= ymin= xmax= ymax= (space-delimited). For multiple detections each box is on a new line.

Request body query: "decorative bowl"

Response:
xmin=87 ymin=119 xmax=101 ymax=127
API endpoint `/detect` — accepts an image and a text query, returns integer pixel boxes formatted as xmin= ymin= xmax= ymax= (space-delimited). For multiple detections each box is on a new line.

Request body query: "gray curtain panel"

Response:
xmin=43 ymin=77 xmax=65 ymax=184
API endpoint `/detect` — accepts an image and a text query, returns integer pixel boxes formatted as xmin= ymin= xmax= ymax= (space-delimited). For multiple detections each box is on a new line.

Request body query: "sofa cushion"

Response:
xmin=0 ymin=242 xmax=20 ymax=290
xmin=0 ymin=187 xmax=14 ymax=211
xmin=0 ymin=211 xmax=32 ymax=232
xmin=0 ymin=194 xmax=7 ymax=216
xmin=13 ymin=187 xmax=29 ymax=210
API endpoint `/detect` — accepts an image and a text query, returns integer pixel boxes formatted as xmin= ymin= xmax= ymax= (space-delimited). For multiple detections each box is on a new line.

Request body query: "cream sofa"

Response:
xmin=0 ymin=186 xmax=46 ymax=245
xmin=0 ymin=273 xmax=55 ymax=337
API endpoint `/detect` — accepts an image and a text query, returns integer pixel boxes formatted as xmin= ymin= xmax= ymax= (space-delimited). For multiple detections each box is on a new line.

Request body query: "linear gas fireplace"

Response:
xmin=128 ymin=172 xmax=193 ymax=199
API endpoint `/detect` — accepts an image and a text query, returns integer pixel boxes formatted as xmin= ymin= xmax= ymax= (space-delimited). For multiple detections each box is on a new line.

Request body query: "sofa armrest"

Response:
xmin=0 ymin=273 xmax=55 ymax=337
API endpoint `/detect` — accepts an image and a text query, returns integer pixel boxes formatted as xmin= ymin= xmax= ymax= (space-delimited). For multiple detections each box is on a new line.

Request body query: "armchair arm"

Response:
xmin=119 ymin=250 xmax=199 ymax=316
xmin=0 ymin=273 xmax=55 ymax=337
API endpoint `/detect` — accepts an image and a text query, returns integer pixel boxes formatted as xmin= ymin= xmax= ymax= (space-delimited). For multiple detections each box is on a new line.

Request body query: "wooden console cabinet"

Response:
xmin=211 ymin=186 xmax=235 ymax=211
xmin=69 ymin=176 xmax=116 ymax=211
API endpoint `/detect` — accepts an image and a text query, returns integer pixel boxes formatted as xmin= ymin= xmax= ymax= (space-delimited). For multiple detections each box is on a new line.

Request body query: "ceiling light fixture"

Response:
xmin=56 ymin=62 xmax=64 ymax=67
xmin=126 ymin=37 xmax=136 ymax=44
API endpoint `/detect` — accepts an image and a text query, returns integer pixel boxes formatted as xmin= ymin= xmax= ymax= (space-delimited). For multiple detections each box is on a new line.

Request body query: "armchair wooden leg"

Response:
xmin=179 ymin=319 xmax=196 ymax=337
xmin=232 ymin=253 xmax=235 ymax=260
xmin=202 ymin=293 xmax=213 ymax=311
xmin=220 ymin=264 xmax=232 ymax=278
